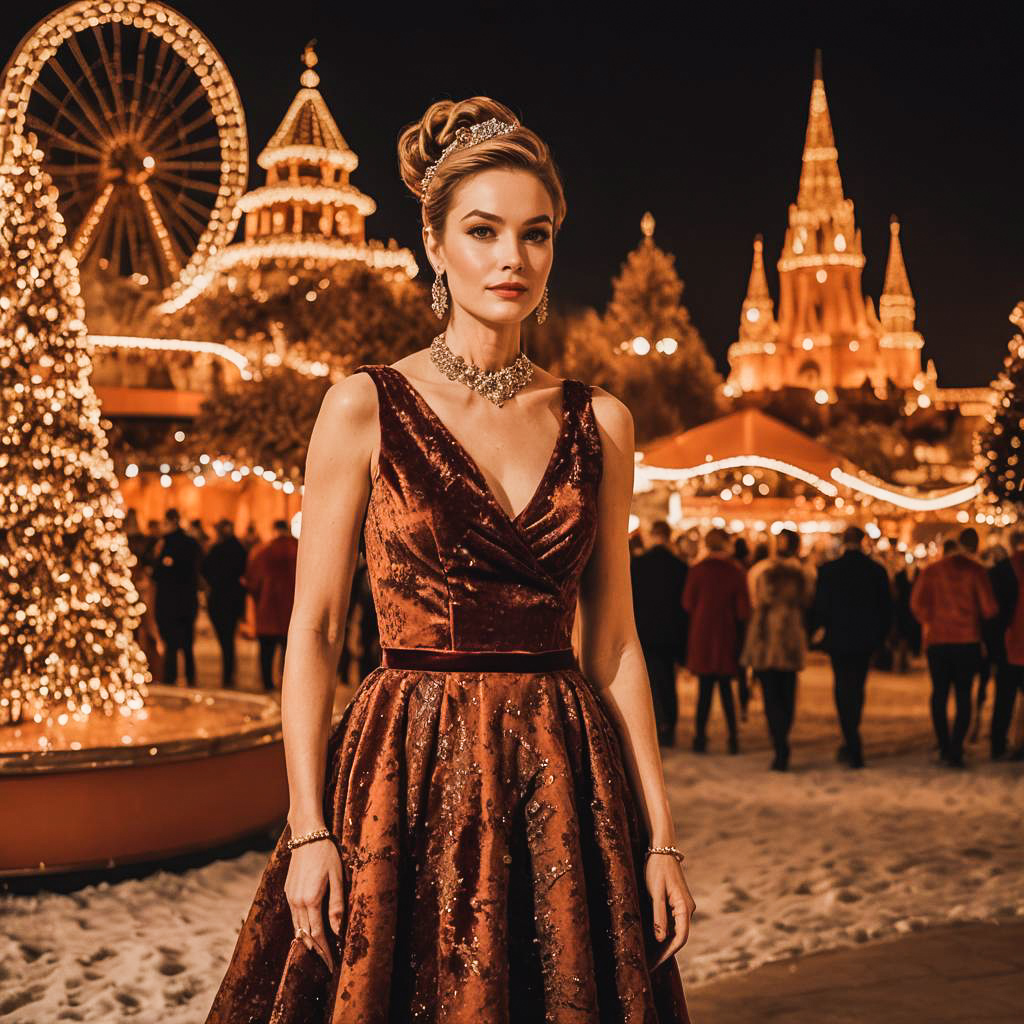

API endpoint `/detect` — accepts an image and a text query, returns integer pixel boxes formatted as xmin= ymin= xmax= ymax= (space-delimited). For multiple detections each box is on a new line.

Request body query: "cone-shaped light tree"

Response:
xmin=603 ymin=213 xmax=721 ymax=440
xmin=976 ymin=302 xmax=1024 ymax=511
xmin=0 ymin=130 xmax=150 ymax=727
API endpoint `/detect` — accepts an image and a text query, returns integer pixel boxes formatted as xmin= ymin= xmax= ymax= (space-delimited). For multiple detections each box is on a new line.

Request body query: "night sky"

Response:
xmin=3 ymin=1 xmax=1020 ymax=385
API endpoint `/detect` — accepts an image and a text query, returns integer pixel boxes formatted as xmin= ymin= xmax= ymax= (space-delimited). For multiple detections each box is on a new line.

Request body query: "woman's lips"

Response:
xmin=488 ymin=286 xmax=527 ymax=299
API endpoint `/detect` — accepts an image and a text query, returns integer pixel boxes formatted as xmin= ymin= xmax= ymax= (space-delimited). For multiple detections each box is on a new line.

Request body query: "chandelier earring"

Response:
xmin=431 ymin=269 xmax=449 ymax=319
xmin=535 ymin=284 xmax=549 ymax=325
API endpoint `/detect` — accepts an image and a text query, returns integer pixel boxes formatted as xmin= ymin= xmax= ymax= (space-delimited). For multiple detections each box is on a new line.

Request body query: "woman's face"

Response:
xmin=425 ymin=168 xmax=554 ymax=328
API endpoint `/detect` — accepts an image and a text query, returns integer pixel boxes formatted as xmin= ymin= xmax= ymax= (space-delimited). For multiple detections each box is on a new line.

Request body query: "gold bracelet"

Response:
xmin=646 ymin=844 xmax=685 ymax=864
xmin=286 ymin=826 xmax=333 ymax=851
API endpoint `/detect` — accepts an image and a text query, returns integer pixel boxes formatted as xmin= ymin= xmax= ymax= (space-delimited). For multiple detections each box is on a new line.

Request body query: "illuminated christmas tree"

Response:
xmin=604 ymin=212 xmax=721 ymax=438
xmin=0 ymin=130 xmax=150 ymax=727
xmin=976 ymin=302 xmax=1024 ymax=510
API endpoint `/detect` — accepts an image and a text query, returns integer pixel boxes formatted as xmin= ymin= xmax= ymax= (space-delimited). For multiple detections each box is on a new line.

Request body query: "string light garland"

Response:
xmin=0 ymin=130 xmax=150 ymax=727
xmin=637 ymin=455 xmax=840 ymax=498
xmin=638 ymin=455 xmax=982 ymax=512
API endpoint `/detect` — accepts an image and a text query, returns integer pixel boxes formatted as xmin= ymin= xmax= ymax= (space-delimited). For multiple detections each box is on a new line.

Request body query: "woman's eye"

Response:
xmin=467 ymin=225 xmax=550 ymax=242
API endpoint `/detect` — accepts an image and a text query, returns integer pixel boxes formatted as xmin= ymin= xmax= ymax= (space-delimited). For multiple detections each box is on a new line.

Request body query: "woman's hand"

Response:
xmin=645 ymin=854 xmax=696 ymax=970
xmin=284 ymin=837 xmax=346 ymax=972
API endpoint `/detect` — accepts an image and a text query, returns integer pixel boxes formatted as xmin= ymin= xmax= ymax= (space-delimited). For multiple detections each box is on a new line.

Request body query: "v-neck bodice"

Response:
xmin=386 ymin=367 xmax=569 ymax=526
xmin=353 ymin=363 xmax=604 ymax=652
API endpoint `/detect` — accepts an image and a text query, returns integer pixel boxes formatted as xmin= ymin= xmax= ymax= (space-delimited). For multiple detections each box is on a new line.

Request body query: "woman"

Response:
xmin=742 ymin=529 xmax=810 ymax=771
xmin=205 ymin=98 xmax=693 ymax=1022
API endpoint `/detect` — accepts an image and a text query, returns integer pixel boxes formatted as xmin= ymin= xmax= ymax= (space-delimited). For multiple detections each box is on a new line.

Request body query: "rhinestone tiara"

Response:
xmin=419 ymin=117 xmax=520 ymax=203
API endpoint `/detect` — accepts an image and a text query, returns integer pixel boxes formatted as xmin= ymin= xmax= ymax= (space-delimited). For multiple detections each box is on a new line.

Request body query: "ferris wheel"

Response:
xmin=0 ymin=1 xmax=248 ymax=301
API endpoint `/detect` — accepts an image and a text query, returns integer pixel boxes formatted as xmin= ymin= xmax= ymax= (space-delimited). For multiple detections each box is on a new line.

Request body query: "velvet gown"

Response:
xmin=204 ymin=364 xmax=691 ymax=1024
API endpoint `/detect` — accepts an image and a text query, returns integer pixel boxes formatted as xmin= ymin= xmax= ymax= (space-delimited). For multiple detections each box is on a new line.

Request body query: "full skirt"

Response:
xmin=205 ymin=667 xmax=690 ymax=1023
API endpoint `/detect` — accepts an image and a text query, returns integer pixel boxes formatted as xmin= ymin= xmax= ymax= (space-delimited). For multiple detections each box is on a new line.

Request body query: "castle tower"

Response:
xmin=728 ymin=235 xmax=780 ymax=391
xmin=727 ymin=51 xmax=923 ymax=396
xmin=774 ymin=49 xmax=878 ymax=390
xmin=878 ymin=216 xmax=925 ymax=385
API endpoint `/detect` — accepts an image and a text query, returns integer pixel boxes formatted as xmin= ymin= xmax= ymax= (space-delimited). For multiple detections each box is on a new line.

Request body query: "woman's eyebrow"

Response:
xmin=460 ymin=209 xmax=553 ymax=225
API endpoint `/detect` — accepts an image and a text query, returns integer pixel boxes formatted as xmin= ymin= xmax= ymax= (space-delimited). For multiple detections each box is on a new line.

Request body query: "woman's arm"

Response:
xmin=277 ymin=372 xmax=381 ymax=971
xmin=281 ymin=372 xmax=380 ymax=838
xmin=577 ymin=387 xmax=675 ymax=848
xmin=579 ymin=387 xmax=695 ymax=965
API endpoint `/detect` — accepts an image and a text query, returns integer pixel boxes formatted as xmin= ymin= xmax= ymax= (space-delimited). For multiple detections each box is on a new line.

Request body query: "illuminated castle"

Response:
xmin=726 ymin=51 xmax=924 ymax=397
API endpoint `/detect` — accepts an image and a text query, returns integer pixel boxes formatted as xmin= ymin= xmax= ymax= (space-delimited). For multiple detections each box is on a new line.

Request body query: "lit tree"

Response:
xmin=976 ymin=301 xmax=1024 ymax=509
xmin=603 ymin=213 xmax=722 ymax=440
xmin=187 ymin=367 xmax=332 ymax=482
xmin=159 ymin=262 xmax=437 ymax=375
xmin=0 ymin=130 xmax=150 ymax=727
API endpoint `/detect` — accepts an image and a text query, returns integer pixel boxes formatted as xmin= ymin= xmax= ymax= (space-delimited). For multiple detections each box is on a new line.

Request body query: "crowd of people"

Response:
xmin=123 ymin=507 xmax=382 ymax=693
xmin=122 ymin=505 xmax=1024 ymax=771
xmin=629 ymin=521 xmax=1024 ymax=771
xmin=123 ymin=508 xmax=290 ymax=691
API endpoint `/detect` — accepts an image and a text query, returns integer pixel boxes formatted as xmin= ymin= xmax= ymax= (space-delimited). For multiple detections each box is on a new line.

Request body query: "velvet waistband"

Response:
xmin=380 ymin=646 xmax=578 ymax=673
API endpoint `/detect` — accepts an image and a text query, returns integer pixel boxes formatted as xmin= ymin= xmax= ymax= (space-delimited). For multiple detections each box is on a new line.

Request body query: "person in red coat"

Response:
xmin=244 ymin=519 xmax=299 ymax=691
xmin=910 ymin=527 xmax=998 ymax=767
xmin=683 ymin=528 xmax=751 ymax=754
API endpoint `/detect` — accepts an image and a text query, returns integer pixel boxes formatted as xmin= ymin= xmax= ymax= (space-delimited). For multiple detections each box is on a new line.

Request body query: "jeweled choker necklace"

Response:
xmin=429 ymin=332 xmax=534 ymax=407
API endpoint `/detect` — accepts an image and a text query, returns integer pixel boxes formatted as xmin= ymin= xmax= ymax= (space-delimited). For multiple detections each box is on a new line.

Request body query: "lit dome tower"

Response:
xmin=162 ymin=42 xmax=416 ymax=311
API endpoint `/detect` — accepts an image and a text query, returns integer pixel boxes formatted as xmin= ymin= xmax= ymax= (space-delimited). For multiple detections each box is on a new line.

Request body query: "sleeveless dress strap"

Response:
xmin=573 ymin=380 xmax=604 ymax=487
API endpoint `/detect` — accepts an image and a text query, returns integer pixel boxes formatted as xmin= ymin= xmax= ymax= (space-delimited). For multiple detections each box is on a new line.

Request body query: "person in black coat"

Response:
xmin=630 ymin=520 xmax=689 ymax=746
xmin=149 ymin=507 xmax=202 ymax=686
xmin=201 ymin=518 xmax=249 ymax=688
xmin=989 ymin=530 xmax=1024 ymax=760
xmin=813 ymin=525 xmax=893 ymax=768
xmin=892 ymin=561 xmax=922 ymax=672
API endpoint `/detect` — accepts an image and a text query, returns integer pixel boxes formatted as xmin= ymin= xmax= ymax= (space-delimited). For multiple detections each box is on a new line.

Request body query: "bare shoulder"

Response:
xmin=306 ymin=370 xmax=380 ymax=478
xmin=319 ymin=369 xmax=379 ymax=430
xmin=586 ymin=383 xmax=634 ymax=447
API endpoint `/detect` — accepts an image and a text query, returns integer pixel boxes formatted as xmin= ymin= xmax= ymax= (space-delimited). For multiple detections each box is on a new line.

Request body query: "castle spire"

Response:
xmin=795 ymin=49 xmax=845 ymax=212
xmin=738 ymin=235 xmax=777 ymax=343
xmin=880 ymin=215 xmax=916 ymax=332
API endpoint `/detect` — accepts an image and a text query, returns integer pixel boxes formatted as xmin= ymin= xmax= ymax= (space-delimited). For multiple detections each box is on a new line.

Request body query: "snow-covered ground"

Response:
xmin=2 ymin=658 xmax=1022 ymax=1022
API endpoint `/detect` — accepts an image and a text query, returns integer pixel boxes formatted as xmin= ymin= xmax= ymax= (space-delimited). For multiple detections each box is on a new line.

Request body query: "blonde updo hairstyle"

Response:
xmin=397 ymin=97 xmax=567 ymax=244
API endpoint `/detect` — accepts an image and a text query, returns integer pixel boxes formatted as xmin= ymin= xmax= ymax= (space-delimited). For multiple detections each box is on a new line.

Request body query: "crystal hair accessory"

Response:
xmin=419 ymin=117 xmax=520 ymax=203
